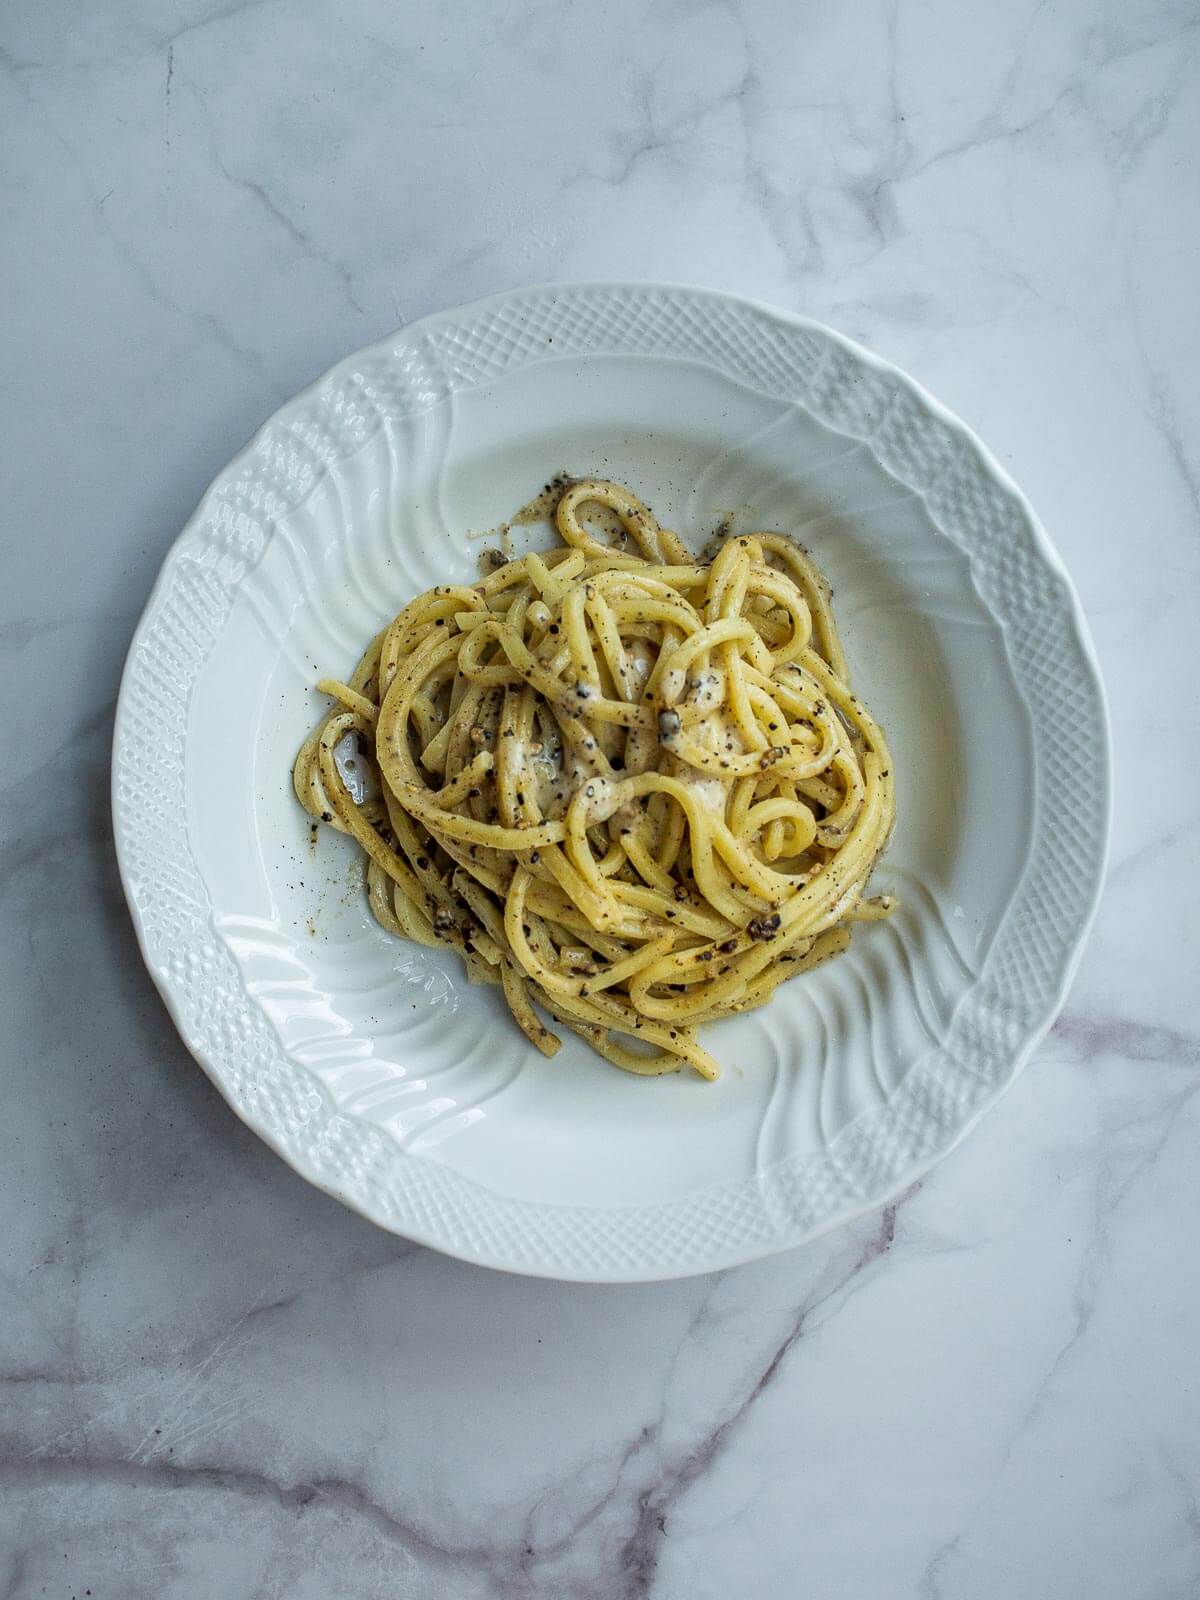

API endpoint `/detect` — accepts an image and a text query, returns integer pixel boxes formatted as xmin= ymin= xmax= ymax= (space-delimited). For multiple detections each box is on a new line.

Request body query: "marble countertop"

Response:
xmin=3 ymin=1 xmax=1198 ymax=1594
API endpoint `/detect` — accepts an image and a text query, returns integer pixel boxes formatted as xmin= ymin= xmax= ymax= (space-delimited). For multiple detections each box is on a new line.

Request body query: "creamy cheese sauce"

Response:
xmin=626 ymin=640 xmax=655 ymax=689
xmin=333 ymin=730 xmax=378 ymax=805
xmin=674 ymin=768 xmax=730 ymax=817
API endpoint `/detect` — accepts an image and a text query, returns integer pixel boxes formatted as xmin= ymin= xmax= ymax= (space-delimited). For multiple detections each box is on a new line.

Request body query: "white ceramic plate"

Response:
xmin=113 ymin=283 xmax=1109 ymax=1281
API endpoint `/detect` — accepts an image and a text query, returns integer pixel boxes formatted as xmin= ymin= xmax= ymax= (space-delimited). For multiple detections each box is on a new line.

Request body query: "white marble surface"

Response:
xmin=2 ymin=0 xmax=1198 ymax=1593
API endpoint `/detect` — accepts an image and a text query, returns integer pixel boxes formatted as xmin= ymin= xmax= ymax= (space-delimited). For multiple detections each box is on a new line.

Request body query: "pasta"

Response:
xmin=293 ymin=478 xmax=896 ymax=1080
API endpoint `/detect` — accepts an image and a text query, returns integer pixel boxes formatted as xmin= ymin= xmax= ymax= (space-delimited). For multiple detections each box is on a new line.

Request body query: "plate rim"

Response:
xmin=112 ymin=279 xmax=1112 ymax=1280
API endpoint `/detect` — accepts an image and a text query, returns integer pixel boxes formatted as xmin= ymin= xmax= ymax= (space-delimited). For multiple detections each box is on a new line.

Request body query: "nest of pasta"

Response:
xmin=294 ymin=479 xmax=896 ymax=1079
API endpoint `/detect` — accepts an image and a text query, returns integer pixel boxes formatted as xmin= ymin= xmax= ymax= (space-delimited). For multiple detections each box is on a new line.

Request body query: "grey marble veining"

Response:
xmin=2 ymin=0 xmax=1198 ymax=1594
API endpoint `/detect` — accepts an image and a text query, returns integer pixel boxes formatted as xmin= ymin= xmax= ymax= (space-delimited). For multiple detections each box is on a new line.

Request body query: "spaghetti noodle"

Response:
xmin=293 ymin=479 xmax=896 ymax=1079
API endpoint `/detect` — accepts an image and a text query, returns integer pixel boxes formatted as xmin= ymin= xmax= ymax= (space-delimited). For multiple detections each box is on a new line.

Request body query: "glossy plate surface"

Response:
xmin=113 ymin=283 xmax=1109 ymax=1280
